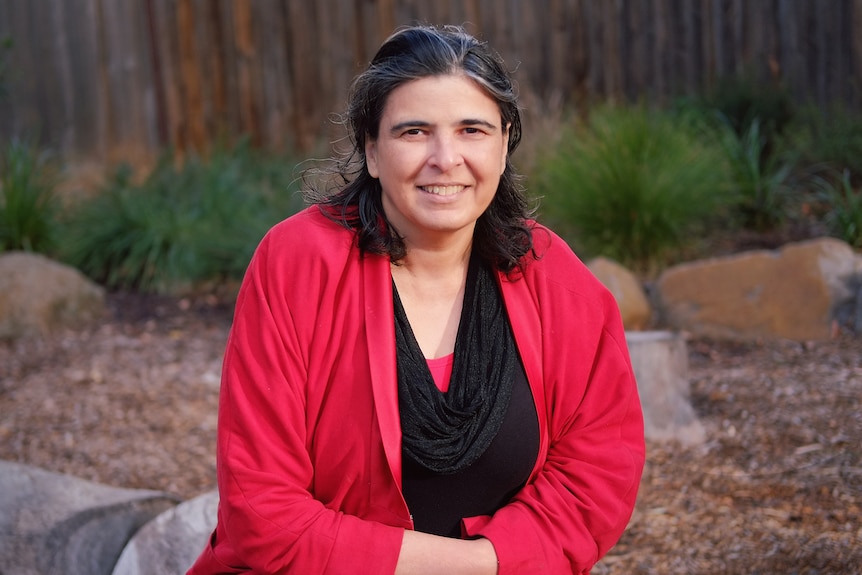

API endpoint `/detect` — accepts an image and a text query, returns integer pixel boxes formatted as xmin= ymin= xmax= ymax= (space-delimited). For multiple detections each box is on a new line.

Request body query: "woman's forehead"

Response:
xmin=380 ymin=75 xmax=501 ymax=124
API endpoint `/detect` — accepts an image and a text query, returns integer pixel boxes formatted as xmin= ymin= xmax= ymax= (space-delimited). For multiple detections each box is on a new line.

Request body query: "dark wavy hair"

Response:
xmin=311 ymin=24 xmax=534 ymax=273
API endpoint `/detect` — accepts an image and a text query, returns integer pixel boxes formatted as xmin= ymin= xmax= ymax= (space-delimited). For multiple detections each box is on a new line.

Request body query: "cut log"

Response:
xmin=626 ymin=331 xmax=705 ymax=445
xmin=112 ymin=490 xmax=218 ymax=575
xmin=0 ymin=461 xmax=178 ymax=575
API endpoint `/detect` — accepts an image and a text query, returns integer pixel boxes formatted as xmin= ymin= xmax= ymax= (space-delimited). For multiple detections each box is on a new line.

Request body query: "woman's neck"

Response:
xmin=391 ymin=239 xmax=473 ymax=359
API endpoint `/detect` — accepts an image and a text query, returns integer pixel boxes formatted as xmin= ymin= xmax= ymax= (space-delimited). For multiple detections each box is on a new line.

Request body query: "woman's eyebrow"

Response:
xmin=389 ymin=120 xmax=431 ymax=134
xmin=459 ymin=118 xmax=498 ymax=130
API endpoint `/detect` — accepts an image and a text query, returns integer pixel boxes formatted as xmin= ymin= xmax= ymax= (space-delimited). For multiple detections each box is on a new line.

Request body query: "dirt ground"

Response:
xmin=1 ymin=291 xmax=860 ymax=574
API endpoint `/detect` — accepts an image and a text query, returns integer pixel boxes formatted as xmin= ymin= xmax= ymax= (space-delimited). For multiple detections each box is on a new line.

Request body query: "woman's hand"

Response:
xmin=395 ymin=530 xmax=498 ymax=575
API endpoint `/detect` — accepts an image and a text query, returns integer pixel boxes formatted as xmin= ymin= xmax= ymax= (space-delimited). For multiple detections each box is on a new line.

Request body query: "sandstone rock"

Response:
xmin=0 ymin=460 xmax=179 ymax=575
xmin=0 ymin=251 xmax=106 ymax=339
xmin=112 ymin=490 xmax=217 ymax=575
xmin=587 ymin=256 xmax=652 ymax=330
xmin=627 ymin=331 xmax=704 ymax=445
xmin=655 ymin=238 xmax=860 ymax=341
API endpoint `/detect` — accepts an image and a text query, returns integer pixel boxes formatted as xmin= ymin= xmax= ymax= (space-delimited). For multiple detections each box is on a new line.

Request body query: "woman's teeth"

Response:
xmin=422 ymin=185 xmax=463 ymax=196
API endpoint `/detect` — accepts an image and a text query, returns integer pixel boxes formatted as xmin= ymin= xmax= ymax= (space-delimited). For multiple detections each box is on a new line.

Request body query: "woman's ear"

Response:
xmin=500 ymin=123 xmax=510 ymax=174
xmin=366 ymin=137 xmax=379 ymax=178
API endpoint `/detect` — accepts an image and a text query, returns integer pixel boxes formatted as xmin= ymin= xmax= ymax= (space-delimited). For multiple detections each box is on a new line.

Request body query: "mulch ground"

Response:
xmin=1 ymin=292 xmax=860 ymax=574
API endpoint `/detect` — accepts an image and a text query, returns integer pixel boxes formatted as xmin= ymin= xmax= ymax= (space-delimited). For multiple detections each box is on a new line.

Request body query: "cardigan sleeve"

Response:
xmin=463 ymin=231 xmax=646 ymax=574
xmin=206 ymin=229 xmax=404 ymax=574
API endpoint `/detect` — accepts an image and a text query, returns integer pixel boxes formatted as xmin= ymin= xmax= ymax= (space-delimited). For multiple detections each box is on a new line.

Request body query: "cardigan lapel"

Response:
xmin=362 ymin=253 xmax=404 ymax=490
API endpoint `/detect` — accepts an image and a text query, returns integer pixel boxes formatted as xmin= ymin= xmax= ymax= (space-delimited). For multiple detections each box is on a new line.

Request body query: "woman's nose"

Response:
xmin=428 ymin=134 xmax=463 ymax=171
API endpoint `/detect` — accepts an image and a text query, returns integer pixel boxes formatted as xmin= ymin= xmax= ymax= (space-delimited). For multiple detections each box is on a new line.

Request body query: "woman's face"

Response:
xmin=366 ymin=74 xmax=509 ymax=248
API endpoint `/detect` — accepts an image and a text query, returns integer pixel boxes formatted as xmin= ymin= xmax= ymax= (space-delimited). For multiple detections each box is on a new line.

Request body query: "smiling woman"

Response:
xmin=187 ymin=24 xmax=645 ymax=575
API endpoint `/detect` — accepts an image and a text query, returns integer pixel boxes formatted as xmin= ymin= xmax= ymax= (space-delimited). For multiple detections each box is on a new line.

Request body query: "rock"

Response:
xmin=0 ymin=460 xmax=179 ymax=575
xmin=655 ymin=238 xmax=860 ymax=341
xmin=587 ymin=256 xmax=652 ymax=330
xmin=0 ymin=251 xmax=106 ymax=339
xmin=112 ymin=490 xmax=218 ymax=575
xmin=626 ymin=331 xmax=705 ymax=445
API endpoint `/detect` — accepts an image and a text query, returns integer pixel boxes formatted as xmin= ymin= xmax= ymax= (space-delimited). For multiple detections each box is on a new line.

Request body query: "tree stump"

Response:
xmin=626 ymin=331 xmax=705 ymax=445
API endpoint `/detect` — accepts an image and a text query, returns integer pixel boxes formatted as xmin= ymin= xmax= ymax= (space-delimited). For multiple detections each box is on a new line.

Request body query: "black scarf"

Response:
xmin=393 ymin=254 xmax=518 ymax=475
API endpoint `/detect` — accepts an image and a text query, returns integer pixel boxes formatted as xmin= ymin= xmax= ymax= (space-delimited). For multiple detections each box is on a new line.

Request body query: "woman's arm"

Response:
xmin=210 ymin=230 xmax=405 ymax=574
xmin=396 ymin=531 xmax=497 ymax=575
xmin=475 ymin=237 xmax=646 ymax=574
xmin=463 ymin=321 xmax=644 ymax=574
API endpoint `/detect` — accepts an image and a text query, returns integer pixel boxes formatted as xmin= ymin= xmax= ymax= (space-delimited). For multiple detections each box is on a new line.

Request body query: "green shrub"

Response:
xmin=678 ymin=74 xmax=794 ymax=145
xmin=779 ymin=105 xmax=862 ymax=179
xmin=813 ymin=170 xmax=862 ymax=249
xmin=0 ymin=140 xmax=59 ymax=253
xmin=532 ymin=105 xmax=731 ymax=272
xmin=61 ymin=142 xmax=304 ymax=292
xmin=713 ymin=116 xmax=797 ymax=231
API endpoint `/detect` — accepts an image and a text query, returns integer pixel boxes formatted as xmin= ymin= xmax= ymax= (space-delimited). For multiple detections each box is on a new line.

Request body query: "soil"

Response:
xmin=1 ymin=291 xmax=860 ymax=574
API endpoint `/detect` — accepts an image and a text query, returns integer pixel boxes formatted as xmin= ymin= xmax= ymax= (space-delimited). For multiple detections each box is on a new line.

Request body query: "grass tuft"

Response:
xmin=532 ymin=104 xmax=731 ymax=272
xmin=0 ymin=140 xmax=59 ymax=254
xmin=60 ymin=142 xmax=305 ymax=293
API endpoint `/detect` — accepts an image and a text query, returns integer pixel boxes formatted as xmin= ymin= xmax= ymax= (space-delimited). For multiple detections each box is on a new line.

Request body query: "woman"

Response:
xmin=188 ymin=24 xmax=644 ymax=575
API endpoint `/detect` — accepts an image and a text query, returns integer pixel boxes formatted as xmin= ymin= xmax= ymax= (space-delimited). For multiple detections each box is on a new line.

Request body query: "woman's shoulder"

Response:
xmin=267 ymin=205 xmax=351 ymax=241
xmin=525 ymin=222 xmax=589 ymax=274
xmin=259 ymin=205 xmax=356 ymax=260
xmin=519 ymin=221 xmax=613 ymax=299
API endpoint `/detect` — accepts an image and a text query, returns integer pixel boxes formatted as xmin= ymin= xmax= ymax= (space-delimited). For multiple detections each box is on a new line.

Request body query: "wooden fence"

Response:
xmin=0 ymin=0 xmax=860 ymax=165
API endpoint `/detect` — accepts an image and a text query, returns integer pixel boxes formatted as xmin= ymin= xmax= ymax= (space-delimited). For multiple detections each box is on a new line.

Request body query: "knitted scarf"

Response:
xmin=393 ymin=254 xmax=517 ymax=474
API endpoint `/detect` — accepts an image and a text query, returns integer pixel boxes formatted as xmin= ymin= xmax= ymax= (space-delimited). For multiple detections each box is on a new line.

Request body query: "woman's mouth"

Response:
xmin=420 ymin=185 xmax=465 ymax=196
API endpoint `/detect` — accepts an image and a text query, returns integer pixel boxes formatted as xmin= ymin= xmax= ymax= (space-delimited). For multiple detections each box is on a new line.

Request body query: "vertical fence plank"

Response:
xmin=701 ymin=0 xmax=715 ymax=90
xmin=710 ymin=0 xmax=726 ymax=80
xmin=854 ymin=0 xmax=862 ymax=106
xmin=652 ymin=0 xmax=669 ymax=104
xmin=602 ymin=0 xmax=623 ymax=101
xmin=547 ymin=0 xmax=567 ymax=99
xmin=203 ymin=0 xmax=229 ymax=143
xmin=582 ymin=0 xmax=602 ymax=104
xmin=150 ymin=0 xmax=182 ymax=153
xmin=567 ymin=0 xmax=589 ymax=110
xmin=232 ymin=0 xmax=260 ymax=145
xmin=33 ymin=0 xmax=67 ymax=149
xmin=251 ymin=0 xmax=278 ymax=150
xmin=51 ymin=0 xmax=75 ymax=154
xmin=463 ymin=0 xmax=482 ymax=32
xmin=624 ymin=0 xmax=647 ymax=100
xmin=0 ymin=0 xmax=13 ymax=141
xmin=748 ymin=0 xmax=767 ymax=81
xmin=730 ymin=0 xmax=744 ymax=74
xmin=175 ymin=0 xmax=206 ymax=153
xmin=833 ymin=0 xmax=852 ymax=105
xmin=99 ymin=0 xmax=155 ymax=161
xmin=814 ymin=0 xmax=828 ymax=105
xmin=682 ymin=0 xmax=699 ymax=95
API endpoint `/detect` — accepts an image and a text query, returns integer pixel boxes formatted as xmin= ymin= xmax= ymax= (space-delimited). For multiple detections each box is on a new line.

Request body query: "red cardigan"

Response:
xmin=188 ymin=207 xmax=644 ymax=574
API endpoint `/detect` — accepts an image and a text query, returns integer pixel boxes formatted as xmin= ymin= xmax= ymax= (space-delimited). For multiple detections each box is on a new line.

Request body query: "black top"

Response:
xmin=401 ymin=361 xmax=540 ymax=538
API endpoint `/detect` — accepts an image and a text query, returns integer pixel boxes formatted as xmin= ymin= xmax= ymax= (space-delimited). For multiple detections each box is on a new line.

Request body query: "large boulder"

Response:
xmin=112 ymin=490 xmax=218 ymax=575
xmin=587 ymin=256 xmax=652 ymax=330
xmin=0 ymin=251 xmax=106 ymax=339
xmin=655 ymin=238 xmax=861 ymax=341
xmin=0 ymin=460 xmax=179 ymax=575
